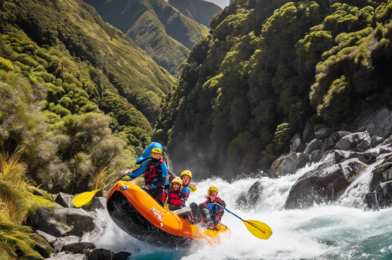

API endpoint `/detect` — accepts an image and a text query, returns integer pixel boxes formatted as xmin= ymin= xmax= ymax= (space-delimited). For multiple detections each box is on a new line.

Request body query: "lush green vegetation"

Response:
xmin=155 ymin=0 xmax=392 ymax=178
xmin=169 ymin=0 xmax=222 ymax=27
xmin=84 ymin=0 xmax=209 ymax=75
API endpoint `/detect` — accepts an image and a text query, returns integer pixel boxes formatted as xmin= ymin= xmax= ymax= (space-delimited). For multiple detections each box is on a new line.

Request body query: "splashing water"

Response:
xmin=86 ymin=158 xmax=392 ymax=260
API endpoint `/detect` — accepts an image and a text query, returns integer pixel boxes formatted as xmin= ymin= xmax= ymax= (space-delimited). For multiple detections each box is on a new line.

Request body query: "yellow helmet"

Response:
xmin=180 ymin=170 xmax=192 ymax=180
xmin=208 ymin=186 xmax=219 ymax=196
xmin=151 ymin=147 xmax=162 ymax=155
xmin=172 ymin=177 xmax=183 ymax=185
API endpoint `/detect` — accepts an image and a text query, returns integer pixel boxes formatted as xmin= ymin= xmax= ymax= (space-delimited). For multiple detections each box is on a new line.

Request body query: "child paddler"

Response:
xmin=180 ymin=170 xmax=192 ymax=203
xmin=125 ymin=147 xmax=168 ymax=206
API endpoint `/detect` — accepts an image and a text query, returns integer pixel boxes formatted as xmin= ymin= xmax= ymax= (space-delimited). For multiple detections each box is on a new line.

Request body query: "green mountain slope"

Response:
xmin=154 ymin=0 xmax=392 ymax=178
xmin=84 ymin=0 xmax=209 ymax=75
xmin=169 ymin=0 xmax=222 ymax=27
xmin=0 ymin=0 xmax=175 ymax=192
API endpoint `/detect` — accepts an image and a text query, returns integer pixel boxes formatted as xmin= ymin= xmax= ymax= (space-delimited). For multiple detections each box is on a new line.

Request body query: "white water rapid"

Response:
xmin=86 ymin=157 xmax=392 ymax=260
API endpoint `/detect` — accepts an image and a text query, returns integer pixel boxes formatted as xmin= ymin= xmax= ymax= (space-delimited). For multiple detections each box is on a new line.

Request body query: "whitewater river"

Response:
xmin=87 ymin=161 xmax=392 ymax=260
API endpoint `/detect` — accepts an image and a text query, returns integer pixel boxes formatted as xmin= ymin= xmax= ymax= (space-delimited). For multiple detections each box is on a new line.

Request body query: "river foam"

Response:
xmin=87 ymin=159 xmax=392 ymax=260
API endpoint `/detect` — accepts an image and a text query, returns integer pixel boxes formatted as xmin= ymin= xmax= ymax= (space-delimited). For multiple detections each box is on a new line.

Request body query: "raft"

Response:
xmin=106 ymin=181 xmax=230 ymax=248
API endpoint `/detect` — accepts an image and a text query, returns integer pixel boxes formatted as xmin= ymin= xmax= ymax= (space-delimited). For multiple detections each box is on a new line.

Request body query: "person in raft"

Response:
xmin=126 ymin=147 xmax=168 ymax=205
xmin=190 ymin=186 xmax=226 ymax=229
xmin=180 ymin=170 xmax=192 ymax=203
xmin=167 ymin=177 xmax=185 ymax=211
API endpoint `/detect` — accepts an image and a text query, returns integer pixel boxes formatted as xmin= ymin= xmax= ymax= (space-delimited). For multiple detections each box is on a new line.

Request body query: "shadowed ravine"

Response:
xmin=86 ymin=154 xmax=392 ymax=260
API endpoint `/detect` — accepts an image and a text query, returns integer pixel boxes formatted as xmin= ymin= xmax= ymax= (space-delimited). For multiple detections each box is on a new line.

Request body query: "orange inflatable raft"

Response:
xmin=106 ymin=181 xmax=230 ymax=248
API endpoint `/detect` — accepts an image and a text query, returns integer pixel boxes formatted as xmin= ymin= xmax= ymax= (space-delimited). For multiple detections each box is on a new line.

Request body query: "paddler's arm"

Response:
xmin=126 ymin=160 xmax=149 ymax=179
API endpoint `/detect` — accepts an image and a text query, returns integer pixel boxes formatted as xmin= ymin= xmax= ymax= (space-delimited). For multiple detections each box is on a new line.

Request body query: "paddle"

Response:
xmin=73 ymin=175 xmax=125 ymax=207
xmin=212 ymin=203 xmax=273 ymax=240
xmin=188 ymin=184 xmax=197 ymax=192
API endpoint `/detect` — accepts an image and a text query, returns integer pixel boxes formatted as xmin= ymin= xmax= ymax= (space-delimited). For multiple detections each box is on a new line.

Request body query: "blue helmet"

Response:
xmin=136 ymin=142 xmax=164 ymax=164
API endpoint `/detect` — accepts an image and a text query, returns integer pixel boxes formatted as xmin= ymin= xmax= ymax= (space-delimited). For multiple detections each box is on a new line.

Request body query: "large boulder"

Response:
xmin=285 ymin=158 xmax=367 ymax=209
xmin=331 ymin=150 xmax=379 ymax=164
xmin=30 ymin=208 xmax=72 ymax=237
xmin=235 ymin=181 xmax=262 ymax=209
xmin=269 ymin=153 xmax=310 ymax=178
xmin=89 ymin=197 xmax=106 ymax=211
xmin=30 ymin=208 xmax=102 ymax=238
xmin=325 ymin=131 xmax=352 ymax=150
xmin=352 ymin=107 xmax=392 ymax=138
xmin=53 ymin=236 xmax=80 ymax=253
xmin=371 ymin=136 xmax=384 ymax=147
xmin=55 ymin=192 xmax=75 ymax=208
xmin=303 ymin=139 xmax=324 ymax=155
xmin=334 ymin=132 xmax=371 ymax=151
xmin=54 ymin=208 xmax=100 ymax=237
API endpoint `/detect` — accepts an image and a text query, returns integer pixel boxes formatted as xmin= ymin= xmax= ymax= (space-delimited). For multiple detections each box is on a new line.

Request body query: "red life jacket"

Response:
xmin=144 ymin=159 xmax=164 ymax=185
xmin=168 ymin=190 xmax=183 ymax=206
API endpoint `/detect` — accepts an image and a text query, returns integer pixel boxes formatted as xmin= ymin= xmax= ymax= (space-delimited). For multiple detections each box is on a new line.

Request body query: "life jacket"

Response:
xmin=204 ymin=197 xmax=225 ymax=224
xmin=144 ymin=159 xmax=164 ymax=185
xmin=168 ymin=190 xmax=183 ymax=206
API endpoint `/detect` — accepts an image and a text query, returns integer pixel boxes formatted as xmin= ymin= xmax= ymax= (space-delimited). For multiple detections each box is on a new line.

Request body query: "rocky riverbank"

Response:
xmin=27 ymin=194 xmax=130 ymax=260
xmin=241 ymin=107 xmax=392 ymax=211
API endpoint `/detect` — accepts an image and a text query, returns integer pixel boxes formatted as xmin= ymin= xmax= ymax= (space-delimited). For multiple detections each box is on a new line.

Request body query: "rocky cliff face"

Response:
xmin=169 ymin=0 xmax=222 ymax=27
xmin=84 ymin=0 xmax=209 ymax=75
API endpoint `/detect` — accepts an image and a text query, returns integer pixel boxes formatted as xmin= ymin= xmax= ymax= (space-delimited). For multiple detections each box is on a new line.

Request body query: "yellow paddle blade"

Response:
xmin=188 ymin=184 xmax=197 ymax=192
xmin=244 ymin=220 xmax=273 ymax=240
xmin=72 ymin=189 xmax=100 ymax=207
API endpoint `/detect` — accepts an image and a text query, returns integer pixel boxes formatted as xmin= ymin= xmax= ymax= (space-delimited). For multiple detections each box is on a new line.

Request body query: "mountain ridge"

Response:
xmin=84 ymin=0 xmax=209 ymax=75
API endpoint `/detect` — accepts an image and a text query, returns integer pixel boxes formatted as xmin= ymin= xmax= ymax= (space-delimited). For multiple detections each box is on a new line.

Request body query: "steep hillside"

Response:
xmin=169 ymin=0 xmax=222 ymax=27
xmin=84 ymin=0 xmax=209 ymax=75
xmin=154 ymin=0 xmax=392 ymax=178
xmin=0 ymin=0 xmax=175 ymax=192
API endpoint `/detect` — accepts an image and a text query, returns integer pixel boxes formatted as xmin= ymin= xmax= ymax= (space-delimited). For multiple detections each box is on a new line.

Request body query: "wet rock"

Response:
xmin=325 ymin=131 xmax=351 ymax=149
xmin=29 ymin=233 xmax=54 ymax=258
xmin=86 ymin=248 xmax=113 ymax=260
xmin=332 ymin=150 xmax=378 ymax=164
xmin=364 ymin=185 xmax=392 ymax=210
xmin=55 ymin=192 xmax=75 ymax=208
xmin=353 ymin=107 xmax=392 ymax=138
xmin=369 ymin=161 xmax=392 ymax=192
xmin=290 ymin=133 xmax=301 ymax=152
xmin=235 ymin=181 xmax=262 ymax=209
xmin=315 ymin=128 xmax=334 ymax=140
xmin=89 ymin=197 xmax=106 ymax=211
xmin=334 ymin=132 xmax=371 ymax=152
xmin=47 ymin=253 xmax=86 ymax=260
xmin=30 ymin=208 xmax=72 ymax=237
xmin=258 ymin=155 xmax=278 ymax=173
xmin=285 ymin=158 xmax=367 ymax=209
xmin=55 ymin=208 xmax=99 ymax=237
xmin=36 ymin=230 xmax=57 ymax=245
xmin=247 ymin=181 xmax=262 ymax=206
xmin=382 ymin=135 xmax=392 ymax=146
xmin=53 ymin=236 xmax=80 ymax=253
xmin=113 ymin=251 xmax=132 ymax=260
xmin=310 ymin=150 xmax=323 ymax=163
xmin=371 ymin=136 xmax=384 ymax=147
xmin=62 ymin=242 xmax=95 ymax=254
xmin=304 ymin=139 xmax=324 ymax=155
xmin=269 ymin=153 xmax=310 ymax=178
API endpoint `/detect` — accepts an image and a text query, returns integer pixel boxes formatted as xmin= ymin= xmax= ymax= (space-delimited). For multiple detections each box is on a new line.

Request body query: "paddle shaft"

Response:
xmin=212 ymin=203 xmax=245 ymax=221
